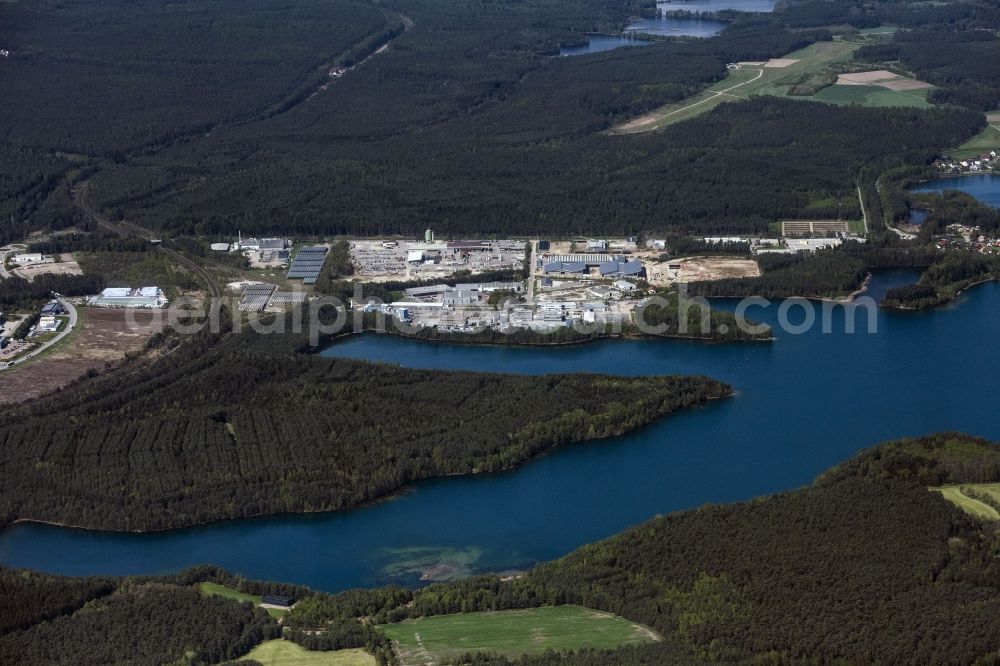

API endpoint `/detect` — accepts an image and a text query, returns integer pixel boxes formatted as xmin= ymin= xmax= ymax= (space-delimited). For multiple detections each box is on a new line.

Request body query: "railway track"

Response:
xmin=72 ymin=182 xmax=222 ymax=299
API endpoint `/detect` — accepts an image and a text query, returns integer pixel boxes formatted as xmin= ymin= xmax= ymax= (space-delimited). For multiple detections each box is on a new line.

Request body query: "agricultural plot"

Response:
xmin=379 ymin=605 xmax=660 ymax=665
xmin=198 ymin=582 xmax=287 ymax=618
xmin=243 ymin=640 xmax=375 ymax=666
xmin=613 ymin=36 xmax=931 ymax=132
xmin=948 ymin=122 xmax=1000 ymax=161
xmin=811 ymin=83 xmax=931 ymax=109
xmin=930 ymin=484 xmax=1000 ymax=520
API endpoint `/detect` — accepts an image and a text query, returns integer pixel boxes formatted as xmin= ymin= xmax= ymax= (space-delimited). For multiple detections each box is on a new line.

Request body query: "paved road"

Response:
xmin=856 ymin=183 xmax=869 ymax=235
xmin=617 ymin=68 xmax=764 ymax=133
xmin=0 ymin=297 xmax=78 ymax=371
xmin=526 ymin=240 xmax=538 ymax=303
xmin=0 ymin=245 xmax=26 ymax=279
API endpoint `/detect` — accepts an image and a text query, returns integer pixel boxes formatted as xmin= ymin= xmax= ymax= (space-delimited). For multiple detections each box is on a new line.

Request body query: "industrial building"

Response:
xmin=240 ymin=237 xmax=288 ymax=251
xmin=34 ymin=316 xmax=61 ymax=334
xmin=40 ymin=301 xmax=67 ymax=316
xmin=545 ymin=253 xmax=613 ymax=264
xmin=598 ymin=259 xmax=644 ymax=278
xmin=404 ymin=284 xmax=453 ymax=299
xmin=442 ymin=290 xmax=477 ymax=306
xmin=13 ymin=253 xmax=50 ymax=264
xmin=543 ymin=261 xmax=587 ymax=275
xmin=404 ymin=281 xmax=525 ymax=302
xmin=89 ymin=286 xmax=167 ymax=308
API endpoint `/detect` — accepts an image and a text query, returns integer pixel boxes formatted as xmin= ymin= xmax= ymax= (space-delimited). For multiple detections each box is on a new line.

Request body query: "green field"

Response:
xmin=930 ymin=484 xmax=1000 ymax=520
xmin=378 ymin=605 xmax=660 ymax=665
xmin=197 ymin=582 xmax=287 ymax=619
xmin=948 ymin=122 xmax=1000 ymax=160
xmin=810 ymin=84 xmax=931 ymax=109
xmin=243 ymin=641 xmax=375 ymax=666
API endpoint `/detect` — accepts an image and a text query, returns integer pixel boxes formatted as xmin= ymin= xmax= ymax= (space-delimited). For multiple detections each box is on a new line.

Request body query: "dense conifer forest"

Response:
xmin=0 ymin=569 xmax=276 ymax=666
xmin=882 ymin=252 xmax=1000 ymax=309
xmin=0 ymin=323 xmax=729 ymax=531
xmin=4 ymin=0 xmax=997 ymax=243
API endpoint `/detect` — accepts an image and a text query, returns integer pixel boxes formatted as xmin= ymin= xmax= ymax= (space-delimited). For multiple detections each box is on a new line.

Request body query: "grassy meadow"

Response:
xmin=379 ymin=605 xmax=659 ymax=664
xmin=243 ymin=640 xmax=375 ymax=666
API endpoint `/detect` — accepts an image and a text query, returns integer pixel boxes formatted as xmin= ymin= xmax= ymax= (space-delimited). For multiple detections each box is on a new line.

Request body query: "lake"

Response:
xmin=2 ymin=272 xmax=1000 ymax=592
xmin=909 ymin=174 xmax=1000 ymax=208
xmin=626 ymin=0 xmax=775 ymax=37
xmin=563 ymin=0 xmax=777 ymax=55
xmin=560 ymin=35 xmax=653 ymax=57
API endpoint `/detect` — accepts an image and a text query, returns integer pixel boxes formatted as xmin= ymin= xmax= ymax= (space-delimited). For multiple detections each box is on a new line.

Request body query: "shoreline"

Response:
xmin=2 ymin=389 xmax=735 ymax=537
xmin=881 ymin=276 xmax=999 ymax=311
xmin=318 ymin=322 xmax=773 ymax=351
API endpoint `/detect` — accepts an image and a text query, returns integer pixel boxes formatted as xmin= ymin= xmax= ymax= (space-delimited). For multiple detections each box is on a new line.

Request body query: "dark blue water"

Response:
xmin=2 ymin=271 xmax=999 ymax=593
xmin=560 ymin=35 xmax=653 ymax=56
xmin=909 ymin=209 xmax=930 ymax=225
xmin=627 ymin=0 xmax=775 ymax=37
xmin=659 ymin=0 xmax=776 ymax=9
xmin=909 ymin=174 xmax=1000 ymax=208
xmin=626 ymin=15 xmax=729 ymax=37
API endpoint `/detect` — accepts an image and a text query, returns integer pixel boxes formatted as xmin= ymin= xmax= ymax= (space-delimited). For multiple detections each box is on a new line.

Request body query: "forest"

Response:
xmin=0 ymin=568 xmax=277 ymax=666
xmin=882 ymin=252 xmax=1000 ymax=309
xmin=0 ymin=321 xmax=729 ymax=531
xmin=0 ymin=274 xmax=104 ymax=312
xmin=4 ymin=0 xmax=991 ymax=244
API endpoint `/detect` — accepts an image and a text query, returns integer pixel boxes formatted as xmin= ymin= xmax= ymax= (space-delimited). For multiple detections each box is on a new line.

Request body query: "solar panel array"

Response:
xmin=240 ymin=283 xmax=276 ymax=312
xmin=287 ymin=246 xmax=328 ymax=284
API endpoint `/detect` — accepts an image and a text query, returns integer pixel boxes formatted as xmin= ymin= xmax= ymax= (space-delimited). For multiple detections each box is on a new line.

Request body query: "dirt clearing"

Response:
xmin=764 ymin=58 xmax=799 ymax=68
xmin=836 ymin=70 xmax=932 ymax=91
xmin=0 ymin=308 xmax=157 ymax=405
xmin=13 ymin=254 xmax=82 ymax=281
xmin=647 ymin=256 xmax=760 ymax=287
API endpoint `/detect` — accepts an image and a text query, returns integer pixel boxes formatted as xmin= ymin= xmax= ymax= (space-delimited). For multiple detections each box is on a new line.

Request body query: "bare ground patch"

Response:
xmin=674 ymin=256 xmax=761 ymax=283
xmin=0 ymin=308 xmax=157 ymax=405
xmin=836 ymin=70 xmax=932 ymax=90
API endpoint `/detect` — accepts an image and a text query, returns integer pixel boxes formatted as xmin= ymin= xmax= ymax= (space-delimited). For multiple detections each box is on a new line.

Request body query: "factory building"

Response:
xmin=13 ymin=253 xmax=48 ymax=264
xmin=543 ymin=261 xmax=587 ymax=275
xmin=598 ymin=259 xmax=644 ymax=278
xmin=404 ymin=284 xmax=453 ymax=299
xmin=89 ymin=286 xmax=167 ymax=308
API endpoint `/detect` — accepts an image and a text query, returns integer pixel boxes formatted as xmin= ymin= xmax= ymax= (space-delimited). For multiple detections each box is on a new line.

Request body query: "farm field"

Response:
xmin=378 ymin=605 xmax=660 ymax=665
xmin=613 ymin=36 xmax=934 ymax=132
xmin=810 ymin=84 xmax=931 ymax=108
xmin=948 ymin=122 xmax=1000 ymax=160
xmin=198 ymin=582 xmax=262 ymax=605
xmin=243 ymin=640 xmax=375 ymax=666
xmin=199 ymin=582 xmax=288 ymax=618
xmin=930 ymin=484 xmax=1000 ymax=520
